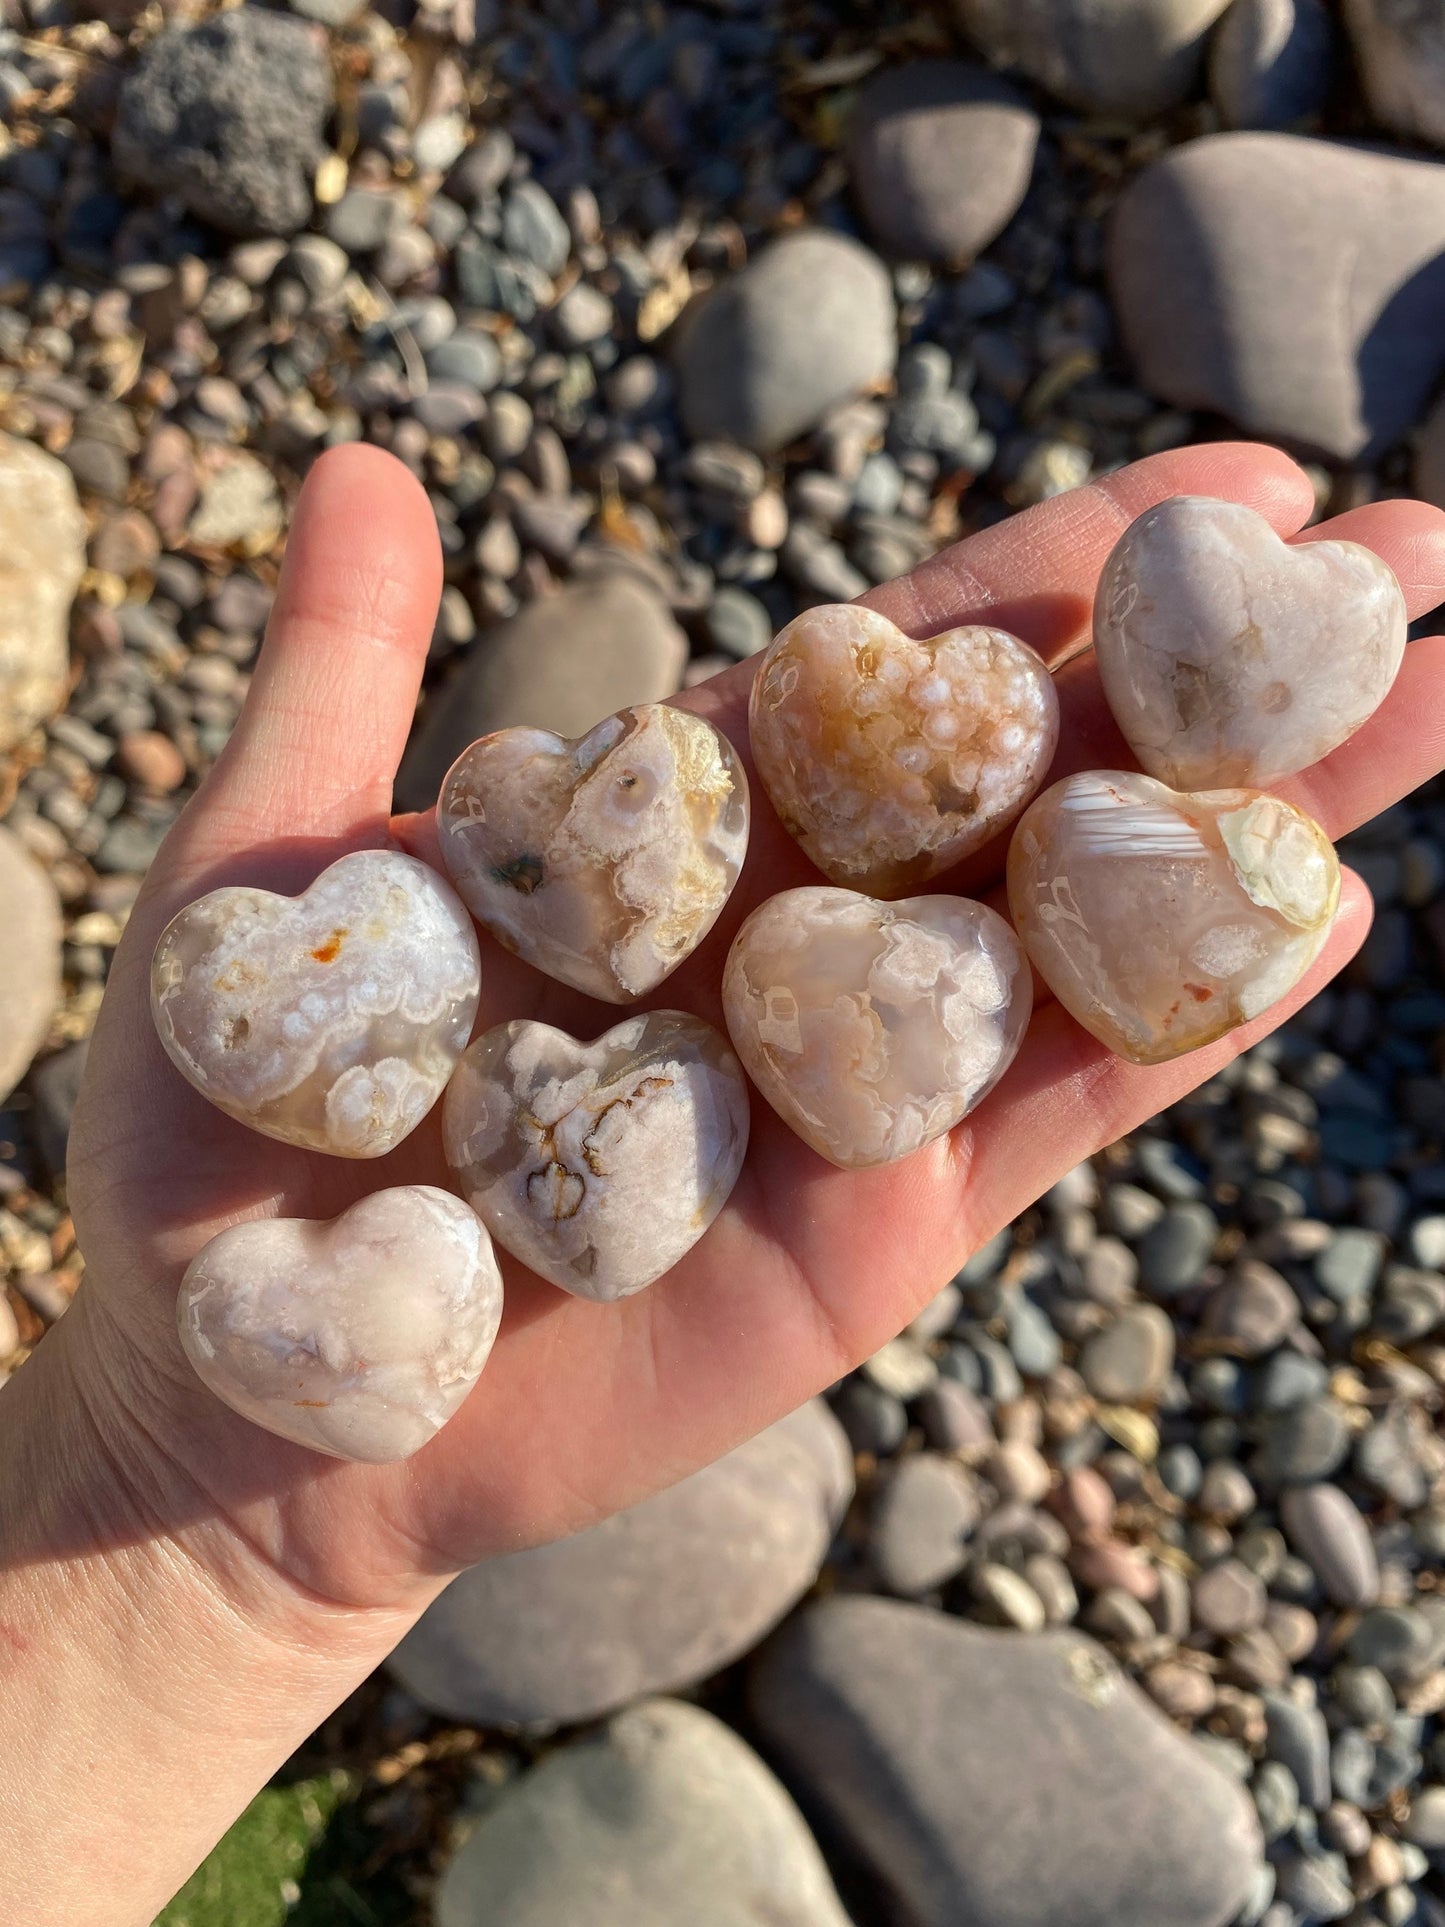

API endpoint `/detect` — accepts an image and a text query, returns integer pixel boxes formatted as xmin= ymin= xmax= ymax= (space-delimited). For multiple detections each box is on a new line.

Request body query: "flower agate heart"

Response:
xmin=1008 ymin=771 xmax=1340 ymax=1066
xmin=748 ymin=604 xmax=1058 ymax=896
xmin=721 ymin=886 xmax=1031 ymax=1169
xmin=438 ymin=704 xmax=749 ymax=1002
xmin=1094 ymin=496 xmax=1406 ymax=789
xmin=178 ymin=1187 xmax=503 ymax=1463
xmin=444 ymin=1011 xmax=750 ymax=1300
xmin=151 ymin=849 xmax=480 ymax=1156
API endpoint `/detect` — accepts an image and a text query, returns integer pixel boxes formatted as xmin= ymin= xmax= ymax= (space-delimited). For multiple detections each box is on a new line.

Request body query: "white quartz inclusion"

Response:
xmin=178 ymin=1186 xmax=504 ymax=1463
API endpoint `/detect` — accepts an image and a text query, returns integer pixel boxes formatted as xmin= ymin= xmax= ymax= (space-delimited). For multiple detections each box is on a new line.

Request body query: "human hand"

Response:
xmin=52 ymin=440 xmax=1445 ymax=1630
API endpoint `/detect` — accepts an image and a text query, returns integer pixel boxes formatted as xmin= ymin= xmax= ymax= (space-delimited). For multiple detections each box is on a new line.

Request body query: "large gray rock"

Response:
xmin=1209 ymin=0 xmax=1337 ymax=129
xmin=0 ymin=435 xmax=85 ymax=753
xmin=1344 ymin=0 xmax=1445 ymax=148
xmin=674 ymin=230 xmax=896 ymax=452
xmin=0 ymin=830 xmax=62 ymax=1105
xmin=846 ymin=62 xmax=1039 ymax=265
xmin=434 ymin=1699 xmax=853 ymax=1927
xmin=954 ymin=0 xmax=1232 ymax=116
xmin=395 ymin=575 xmax=687 ymax=809
xmin=388 ymin=1402 xmax=853 ymax=1730
xmin=751 ymin=1596 xmax=1262 ymax=1927
xmin=113 ymin=9 xmax=332 ymax=237
xmin=1109 ymin=133 xmax=1445 ymax=460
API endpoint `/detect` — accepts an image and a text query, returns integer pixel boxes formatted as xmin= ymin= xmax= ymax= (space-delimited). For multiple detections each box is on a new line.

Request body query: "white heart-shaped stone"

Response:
xmin=151 ymin=849 xmax=481 ymax=1157
xmin=722 ymin=886 xmax=1031 ymax=1169
xmin=438 ymin=704 xmax=749 ymax=1002
xmin=178 ymin=1186 xmax=503 ymax=1463
xmin=443 ymin=1011 xmax=750 ymax=1300
xmin=749 ymin=604 xmax=1059 ymax=896
xmin=1094 ymin=495 xmax=1407 ymax=789
xmin=1008 ymin=770 xmax=1341 ymax=1065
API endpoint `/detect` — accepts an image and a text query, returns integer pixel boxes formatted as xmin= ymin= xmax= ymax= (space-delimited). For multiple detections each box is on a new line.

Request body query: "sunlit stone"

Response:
xmin=151 ymin=849 xmax=480 ymax=1157
xmin=721 ymin=885 xmax=1031 ymax=1169
xmin=177 ymin=1186 xmax=503 ymax=1463
xmin=1008 ymin=771 xmax=1340 ymax=1065
xmin=438 ymin=704 xmax=749 ymax=1003
xmin=748 ymin=604 xmax=1059 ymax=896
xmin=444 ymin=1010 xmax=750 ymax=1301
xmin=1094 ymin=495 xmax=1406 ymax=790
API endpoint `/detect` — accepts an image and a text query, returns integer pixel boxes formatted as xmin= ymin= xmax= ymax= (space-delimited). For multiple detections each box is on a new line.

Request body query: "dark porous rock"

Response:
xmin=434 ymin=1699 xmax=851 ymax=1927
xmin=954 ymin=0 xmax=1232 ymax=116
xmin=1344 ymin=0 xmax=1445 ymax=148
xmin=395 ymin=576 xmax=686 ymax=809
xmin=751 ymin=1596 xmax=1262 ymax=1927
xmin=674 ymin=230 xmax=897 ymax=453
xmin=1109 ymin=134 xmax=1445 ymax=460
xmin=387 ymin=1402 xmax=852 ymax=1730
xmin=113 ymin=9 xmax=332 ymax=238
xmin=846 ymin=61 xmax=1039 ymax=266
xmin=1209 ymin=0 xmax=1336 ymax=129
xmin=868 ymin=1453 xmax=981 ymax=1595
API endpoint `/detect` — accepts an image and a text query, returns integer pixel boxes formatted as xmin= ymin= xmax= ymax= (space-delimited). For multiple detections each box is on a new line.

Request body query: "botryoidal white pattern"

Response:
xmin=439 ymin=705 xmax=749 ymax=1003
xmin=444 ymin=1011 xmax=750 ymax=1301
xmin=748 ymin=604 xmax=1058 ymax=896
xmin=1094 ymin=495 xmax=1406 ymax=790
xmin=178 ymin=1187 xmax=504 ymax=1463
xmin=722 ymin=886 xmax=1032 ymax=1169
xmin=151 ymin=849 xmax=481 ymax=1157
xmin=1008 ymin=770 xmax=1340 ymax=1065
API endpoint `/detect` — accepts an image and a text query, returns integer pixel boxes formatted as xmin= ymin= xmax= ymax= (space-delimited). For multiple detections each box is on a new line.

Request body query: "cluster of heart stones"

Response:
xmin=152 ymin=494 xmax=1406 ymax=1460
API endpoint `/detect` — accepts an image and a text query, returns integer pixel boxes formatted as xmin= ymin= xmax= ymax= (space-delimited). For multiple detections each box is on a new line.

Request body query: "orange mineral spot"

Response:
xmin=310 ymin=928 xmax=347 ymax=963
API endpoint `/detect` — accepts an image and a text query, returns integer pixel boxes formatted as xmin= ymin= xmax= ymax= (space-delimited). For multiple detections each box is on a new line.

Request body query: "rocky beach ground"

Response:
xmin=1 ymin=0 xmax=1444 ymax=1922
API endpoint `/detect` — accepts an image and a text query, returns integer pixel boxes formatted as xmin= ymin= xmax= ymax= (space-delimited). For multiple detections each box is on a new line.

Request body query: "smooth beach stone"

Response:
xmin=178 ymin=1187 xmax=503 ymax=1463
xmin=151 ymin=850 xmax=481 ymax=1157
xmin=722 ymin=886 xmax=1030 ymax=1169
xmin=1094 ymin=497 xmax=1406 ymax=790
xmin=1008 ymin=772 xmax=1340 ymax=1066
xmin=438 ymin=704 xmax=748 ymax=1004
xmin=444 ymin=1011 xmax=749 ymax=1300
xmin=749 ymin=604 xmax=1058 ymax=896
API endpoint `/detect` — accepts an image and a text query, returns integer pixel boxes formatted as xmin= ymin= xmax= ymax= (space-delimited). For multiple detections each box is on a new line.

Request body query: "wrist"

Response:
xmin=0 ymin=1292 xmax=421 ymax=1926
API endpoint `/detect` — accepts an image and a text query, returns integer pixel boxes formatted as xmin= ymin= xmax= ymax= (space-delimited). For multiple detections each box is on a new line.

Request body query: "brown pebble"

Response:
xmin=1191 ymin=1558 xmax=1267 ymax=1637
xmin=90 ymin=509 xmax=160 ymax=580
xmin=1049 ymin=1465 xmax=1116 ymax=1540
xmin=117 ymin=730 xmax=187 ymax=793
xmin=1265 ymin=1601 xmax=1318 ymax=1663
xmin=1069 ymin=1537 xmax=1159 ymax=1601
xmin=1144 ymin=1659 xmax=1216 ymax=1721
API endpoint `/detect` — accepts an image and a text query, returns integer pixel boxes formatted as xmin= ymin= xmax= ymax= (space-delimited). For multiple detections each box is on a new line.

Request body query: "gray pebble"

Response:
xmin=1264 ymin=1691 xmax=1332 ymax=1809
xmin=1274 ymin=1849 xmax=1355 ymax=1922
xmin=705 ymin=586 xmax=772 ymax=660
xmin=870 ymin=1455 xmax=980 ymax=1595
xmin=1192 ymin=1558 xmax=1268 ymax=1637
xmin=1331 ymin=1726 xmax=1377 ymax=1806
xmin=1079 ymin=1305 xmax=1174 ymax=1403
xmin=1315 ymin=1227 xmax=1386 ymax=1302
xmin=1200 ymin=1262 xmax=1298 ymax=1357
xmin=1279 ymin=1484 xmax=1379 ymax=1609
xmin=1137 ymin=1201 xmax=1218 ymax=1294
xmin=425 ymin=328 xmax=503 ymax=393
xmin=1257 ymin=1399 xmax=1351 ymax=1485
xmin=1251 ymin=1759 xmax=1300 ymax=1843
xmin=502 ymin=181 xmax=571 ymax=278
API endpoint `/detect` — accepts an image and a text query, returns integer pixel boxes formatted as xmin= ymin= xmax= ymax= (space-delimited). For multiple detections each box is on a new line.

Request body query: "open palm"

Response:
xmin=63 ymin=440 xmax=1445 ymax=1623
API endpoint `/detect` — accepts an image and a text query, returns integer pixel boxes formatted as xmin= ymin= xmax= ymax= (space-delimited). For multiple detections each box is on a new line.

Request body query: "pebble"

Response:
xmin=1193 ymin=1559 xmax=1268 ymax=1636
xmin=435 ymin=1699 xmax=851 ymax=1927
xmin=396 ymin=576 xmax=686 ymax=808
xmin=675 ymin=230 xmax=897 ymax=453
xmin=869 ymin=1455 xmax=980 ymax=1596
xmin=846 ymin=62 xmax=1039 ymax=266
xmin=751 ymin=1597 xmax=1263 ymax=1927
xmin=1315 ymin=1227 xmax=1386 ymax=1302
xmin=971 ymin=1562 xmax=1047 ymax=1631
xmin=1136 ymin=1201 xmax=1218 ymax=1295
xmin=953 ymin=0 xmax=1232 ymax=115
xmin=1402 ymin=1784 xmax=1445 ymax=1848
xmin=390 ymin=1404 xmax=851 ymax=1729
xmin=1345 ymin=0 xmax=1445 ymax=147
xmin=113 ymin=11 xmax=331 ymax=237
xmin=1257 ymin=1398 xmax=1351 ymax=1485
xmin=116 ymin=731 xmax=186 ymax=794
xmin=0 ymin=436 xmax=85 ymax=753
xmin=1263 ymin=1691 xmax=1333 ymax=1809
xmin=1110 ymin=135 xmax=1445 ymax=459
xmin=916 ymin=1379 xmax=994 ymax=1454
xmin=1079 ymin=1305 xmax=1174 ymax=1403
xmin=0 ymin=831 xmax=62 ymax=1103
xmin=1199 ymin=1262 xmax=1298 ymax=1356
xmin=1209 ymin=0 xmax=1336 ymax=129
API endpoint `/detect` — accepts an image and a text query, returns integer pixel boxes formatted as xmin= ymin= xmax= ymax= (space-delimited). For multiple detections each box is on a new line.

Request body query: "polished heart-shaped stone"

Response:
xmin=748 ymin=604 xmax=1058 ymax=896
xmin=444 ymin=1011 xmax=750 ymax=1301
xmin=721 ymin=886 xmax=1031 ymax=1170
xmin=1008 ymin=771 xmax=1340 ymax=1066
xmin=438 ymin=704 xmax=749 ymax=1003
xmin=151 ymin=849 xmax=480 ymax=1157
xmin=178 ymin=1186 xmax=503 ymax=1463
xmin=1094 ymin=495 xmax=1407 ymax=789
